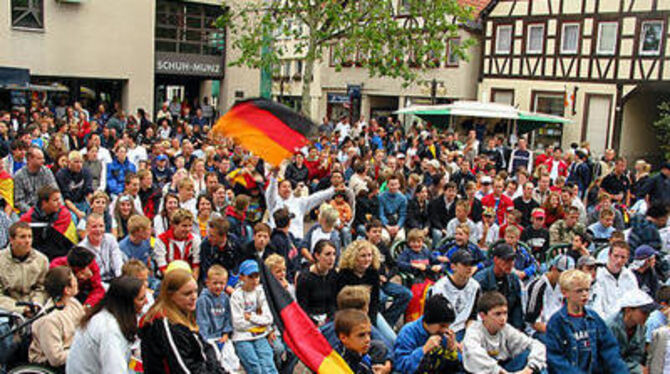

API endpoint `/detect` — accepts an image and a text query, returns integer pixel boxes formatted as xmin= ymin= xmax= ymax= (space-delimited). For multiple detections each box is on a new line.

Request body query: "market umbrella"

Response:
xmin=396 ymin=100 xmax=572 ymax=132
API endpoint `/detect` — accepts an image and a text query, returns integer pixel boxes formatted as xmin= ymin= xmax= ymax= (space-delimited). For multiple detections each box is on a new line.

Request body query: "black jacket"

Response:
xmin=427 ymin=196 xmax=457 ymax=231
xmin=284 ymin=162 xmax=309 ymax=188
xmin=406 ymin=197 xmax=429 ymax=230
xmin=198 ymin=237 xmax=243 ymax=283
xmin=336 ymin=268 xmax=381 ymax=325
xmin=139 ymin=316 xmax=226 ymax=374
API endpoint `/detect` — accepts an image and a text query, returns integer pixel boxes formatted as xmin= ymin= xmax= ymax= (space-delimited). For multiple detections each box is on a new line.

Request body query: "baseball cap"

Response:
xmin=635 ymin=245 xmax=658 ymax=261
xmin=239 ymin=260 xmax=260 ymax=276
xmin=491 ymin=243 xmax=516 ymax=260
xmin=619 ymin=289 xmax=659 ymax=313
xmin=428 ymin=159 xmax=441 ymax=169
xmin=531 ymin=208 xmax=546 ymax=219
xmin=451 ymin=250 xmax=476 ymax=266
xmin=577 ymin=255 xmax=597 ymax=267
xmin=156 ymin=154 xmax=168 ymax=161
xmin=481 ymin=176 xmax=493 ymax=185
xmin=551 ymin=254 xmax=575 ymax=271
xmin=396 ymin=153 xmax=406 ymax=159
xmin=662 ymin=161 xmax=670 ymax=170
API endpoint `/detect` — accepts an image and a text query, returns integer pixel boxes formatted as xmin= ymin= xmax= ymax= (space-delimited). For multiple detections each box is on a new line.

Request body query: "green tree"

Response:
xmin=653 ymin=102 xmax=670 ymax=160
xmin=219 ymin=0 xmax=476 ymax=117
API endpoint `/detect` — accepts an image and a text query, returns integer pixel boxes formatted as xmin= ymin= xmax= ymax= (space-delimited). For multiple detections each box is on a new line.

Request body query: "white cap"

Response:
xmin=481 ymin=175 xmax=493 ymax=184
xmin=618 ymin=289 xmax=658 ymax=312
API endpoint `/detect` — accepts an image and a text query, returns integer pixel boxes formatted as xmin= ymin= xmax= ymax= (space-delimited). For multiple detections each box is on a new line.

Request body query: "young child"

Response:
xmin=545 ymin=269 xmax=628 ymax=372
xmin=463 ymin=291 xmax=546 ymax=373
xmin=394 ymin=295 xmax=461 ymax=373
xmin=334 ymin=309 xmax=377 ymax=374
xmin=121 ymin=259 xmax=155 ymax=314
xmin=264 ymin=254 xmax=294 ymax=298
xmin=397 ymin=228 xmax=443 ymax=278
xmin=230 ymin=259 xmax=277 ymax=374
xmin=118 ymin=215 xmax=153 ymax=266
xmin=330 ymin=190 xmax=352 ymax=229
xmin=196 ymin=264 xmax=233 ymax=345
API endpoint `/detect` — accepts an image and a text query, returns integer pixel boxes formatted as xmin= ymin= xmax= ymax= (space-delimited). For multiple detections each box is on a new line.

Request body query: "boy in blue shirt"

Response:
xmin=118 ymin=215 xmax=153 ymax=266
xmin=196 ymin=264 xmax=233 ymax=344
xmin=397 ymin=229 xmax=444 ymax=279
xmin=394 ymin=295 xmax=461 ymax=373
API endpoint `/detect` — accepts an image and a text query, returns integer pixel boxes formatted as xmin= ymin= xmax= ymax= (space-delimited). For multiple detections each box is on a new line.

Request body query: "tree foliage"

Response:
xmin=218 ymin=0 xmax=477 ymax=116
xmin=653 ymin=102 xmax=670 ymax=160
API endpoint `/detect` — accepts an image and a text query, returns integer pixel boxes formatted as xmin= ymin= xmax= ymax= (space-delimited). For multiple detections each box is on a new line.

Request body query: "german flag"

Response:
xmin=212 ymin=99 xmax=317 ymax=167
xmin=258 ymin=257 xmax=353 ymax=373
xmin=0 ymin=170 xmax=15 ymax=212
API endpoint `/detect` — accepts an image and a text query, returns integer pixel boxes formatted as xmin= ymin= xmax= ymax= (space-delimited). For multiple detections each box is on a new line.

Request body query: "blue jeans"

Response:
xmin=234 ymin=338 xmax=278 ymax=374
xmin=431 ymin=228 xmax=445 ymax=247
xmin=375 ymin=313 xmax=397 ymax=346
xmin=380 ymin=281 xmax=412 ymax=327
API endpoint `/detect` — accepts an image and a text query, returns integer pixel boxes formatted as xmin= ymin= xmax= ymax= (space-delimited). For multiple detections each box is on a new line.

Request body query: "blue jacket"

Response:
xmin=397 ymin=247 xmax=442 ymax=277
xmin=474 ymin=266 xmax=524 ymax=330
xmin=513 ymin=244 xmax=537 ymax=278
xmin=378 ymin=191 xmax=407 ymax=227
xmin=545 ymin=305 xmax=628 ymax=374
xmin=394 ymin=317 xmax=456 ymax=373
xmin=443 ymin=242 xmax=488 ymax=271
xmin=195 ymin=288 xmax=233 ymax=340
xmin=106 ymin=157 xmax=136 ymax=195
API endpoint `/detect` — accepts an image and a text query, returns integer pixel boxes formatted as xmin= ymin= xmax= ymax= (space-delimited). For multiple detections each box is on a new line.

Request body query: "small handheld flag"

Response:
xmin=212 ymin=99 xmax=317 ymax=167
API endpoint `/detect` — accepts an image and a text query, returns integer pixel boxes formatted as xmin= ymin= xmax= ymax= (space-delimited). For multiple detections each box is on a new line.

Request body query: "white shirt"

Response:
xmin=592 ymin=266 xmax=639 ymax=319
xmin=430 ymin=275 xmax=480 ymax=333
xmin=79 ymin=234 xmax=124 ymax=282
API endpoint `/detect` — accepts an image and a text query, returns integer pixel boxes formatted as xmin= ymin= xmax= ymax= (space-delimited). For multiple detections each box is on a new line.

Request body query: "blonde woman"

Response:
xmin=336 ymin=240 xmax=381 ymax=326
xmin=189 ymin=158 xmax=207 ymax=196
xmin=139 ymin=268 xmax=225 ymax=374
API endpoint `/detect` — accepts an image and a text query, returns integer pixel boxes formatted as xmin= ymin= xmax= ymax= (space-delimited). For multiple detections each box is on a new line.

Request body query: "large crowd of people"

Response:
xmin=0 ymin=99 xmax=670 ymax=374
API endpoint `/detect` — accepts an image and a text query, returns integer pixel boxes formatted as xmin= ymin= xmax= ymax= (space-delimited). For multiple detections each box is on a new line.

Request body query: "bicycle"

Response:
xmin=0 ymin=301 xmax=63 ymax=374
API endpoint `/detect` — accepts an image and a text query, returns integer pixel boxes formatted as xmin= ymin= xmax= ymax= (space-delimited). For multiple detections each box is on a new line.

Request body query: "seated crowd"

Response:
xmin=1 ymin=105 xmax=670 ymax=373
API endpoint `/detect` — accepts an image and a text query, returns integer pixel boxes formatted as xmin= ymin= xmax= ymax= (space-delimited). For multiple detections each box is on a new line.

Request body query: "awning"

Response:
xmin=0 ymin=67 xmax=29 ymax=86
xmin=396 ymin=100 xmax=572 ymax=132
xmin=0 ymin=83 xmax=69 ymax=92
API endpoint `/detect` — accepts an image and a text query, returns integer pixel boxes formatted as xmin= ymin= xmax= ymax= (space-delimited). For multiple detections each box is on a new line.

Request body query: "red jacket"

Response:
xmin=51 ymin=256 xmax=105 ymax=308
xmin=481 ymin=193 xmax=514 ymax=225
xmin=544 ymin=158 xmax=568 ymax=178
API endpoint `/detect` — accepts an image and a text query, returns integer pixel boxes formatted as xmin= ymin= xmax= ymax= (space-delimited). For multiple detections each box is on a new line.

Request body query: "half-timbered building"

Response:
xmin=479 ymin=0 xmax=669 ymax=161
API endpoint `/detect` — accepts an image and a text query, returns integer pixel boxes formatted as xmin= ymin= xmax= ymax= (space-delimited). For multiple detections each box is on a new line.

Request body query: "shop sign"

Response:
xmin=155 ymin=52 xmax=224 ymax=78
xmin=327 ymin=93 xmax=350 ymax=104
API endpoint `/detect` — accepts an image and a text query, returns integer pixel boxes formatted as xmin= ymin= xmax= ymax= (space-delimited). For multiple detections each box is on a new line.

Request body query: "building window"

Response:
xmin=295 ymin=60 xmax=303 ymax=77
xmin=11 ymin=0 xmax=44 ymax=29
xmin=596 ymin=22 xmax=618 ymax=55
xmin=560 ymin=23 xmax=580 ymax=54
xmin=639 ymin=21 xmax=663 ymax=56
xmin=155 ymin=0 xmax=224 ymax=56
xmin=282 ymin=61 xmax=292 ymax=78
xmin=495 ymin=25 xmax=513 ymax=54
xmin=446 ymin=38 xmax=461 ymax=66
xmin=526 ymin=24 xmax=545 ymax=54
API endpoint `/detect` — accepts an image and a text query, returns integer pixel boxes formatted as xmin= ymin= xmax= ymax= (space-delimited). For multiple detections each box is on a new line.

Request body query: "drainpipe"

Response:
xmin=611 ymin=83 xmax=623 ymax=153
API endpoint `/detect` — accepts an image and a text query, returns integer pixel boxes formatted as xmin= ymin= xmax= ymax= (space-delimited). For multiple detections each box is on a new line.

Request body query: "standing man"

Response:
xmin=600 ymin=157 xmax=632 ymax=207
xmin=507 ymin=138 xmax=533 ymax=175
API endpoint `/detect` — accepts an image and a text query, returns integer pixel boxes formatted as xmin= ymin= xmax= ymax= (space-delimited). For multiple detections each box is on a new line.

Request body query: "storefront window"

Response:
xmin=532 ymin=93 xmax=564 ymax=148
xmin=11 ymin=0 xmax=43 ymax=29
